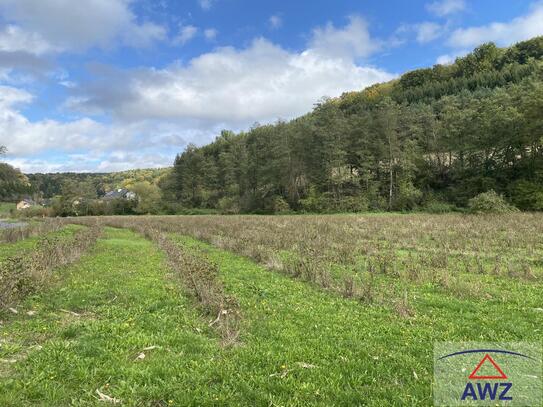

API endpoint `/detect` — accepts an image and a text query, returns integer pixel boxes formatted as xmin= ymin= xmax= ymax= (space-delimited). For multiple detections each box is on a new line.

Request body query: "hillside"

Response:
xmin=0 ymin=147 xmax=31 ymax=201
xmin=162 ymin=37 xmax=543 ymax=213
xmin=27 ymin=168 xmax=171 ymax=199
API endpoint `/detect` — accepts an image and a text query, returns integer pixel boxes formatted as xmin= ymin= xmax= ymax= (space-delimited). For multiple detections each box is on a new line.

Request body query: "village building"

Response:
xmin=101 ymin=188 xmax=137 ymax=201
xmin=16 ymin=198 xmax=35 ymax=211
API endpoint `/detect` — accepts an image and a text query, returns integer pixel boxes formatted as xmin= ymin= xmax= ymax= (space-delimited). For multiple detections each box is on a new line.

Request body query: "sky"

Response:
xmin=0 ymin=0 xmax=542 ymax=173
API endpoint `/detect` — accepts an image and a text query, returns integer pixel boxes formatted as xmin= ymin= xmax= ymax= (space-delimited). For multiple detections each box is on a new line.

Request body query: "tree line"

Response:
xmin=3 ymin=37 xmax=543 ymax=216
xmin=0 ymin=147 xmax=31 ymax=201
xmin=161 ymin=37 xmax=543 ymax=213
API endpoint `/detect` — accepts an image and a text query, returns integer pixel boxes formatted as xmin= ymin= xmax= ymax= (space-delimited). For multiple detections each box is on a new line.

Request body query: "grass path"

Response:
xmin=0 ymin=228 xmax=218 ymax=406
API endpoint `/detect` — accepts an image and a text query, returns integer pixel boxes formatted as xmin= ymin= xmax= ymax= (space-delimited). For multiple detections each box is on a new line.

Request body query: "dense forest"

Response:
xmin=161 ymin=37 xmax=543 ymax=213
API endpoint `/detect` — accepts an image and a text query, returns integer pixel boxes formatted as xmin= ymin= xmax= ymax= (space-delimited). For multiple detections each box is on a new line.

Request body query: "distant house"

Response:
xmin=125 ymin=191 xmax=137 ymax=200
xmin=16 ymin=198 xmax=35 ymax=211
xmin=101 ymin=188 xmax=137 ymax=201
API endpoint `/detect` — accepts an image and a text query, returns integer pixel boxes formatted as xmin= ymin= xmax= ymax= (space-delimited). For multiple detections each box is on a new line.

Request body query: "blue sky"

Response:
xmin=0 ymin=0 xmax=541 ymax=173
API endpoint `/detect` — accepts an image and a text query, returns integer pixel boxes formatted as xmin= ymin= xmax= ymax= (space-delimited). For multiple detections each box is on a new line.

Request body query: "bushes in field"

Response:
xmin=0 ymin=225 xmax=101 ymax=310
xmin=13 ymin=206 xmax=52 ymax=218
xmin=508 ymin=180 xmax=543 ymax=210
xmin=159 ymin=234 xmax=241 ymax=345
xmin=468 ymin=190 xmax=519 ymax=213
xmin=0 ymin=218 xmax=63 ymax=243
xmin=422 ymin=201 xmax=459 ymax=214
xmin=300 ymin=189 xmax=369 ymax=213
xmin=70 ymin=213 xmax=542 ymax=317
xmin=76 ymin=217 xmax=241 ymax=345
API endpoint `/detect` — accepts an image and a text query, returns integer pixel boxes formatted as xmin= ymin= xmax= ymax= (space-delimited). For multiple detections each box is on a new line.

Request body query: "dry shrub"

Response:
xmin=0 ymin=225 xmax=102 ymax=310
xmin=66 ymin=212 xmax=543 ymax=306
xmin=393 ymin=291 xmax=414 ymax=318
xmin=157 ymin=232 xmax=241 ymax=346
xmin=343 ymin=276 xmax=355 ymax=298
xmin=0 ymin=218 xmax=64 ymax=244
xmin=78 ymin=217 xmax=241 ymax=346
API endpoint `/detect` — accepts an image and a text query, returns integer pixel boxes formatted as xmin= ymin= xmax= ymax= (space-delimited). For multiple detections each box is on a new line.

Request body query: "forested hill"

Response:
xmin=0 ymin=146 xmax=31 ymax=200
xmin=27 ymin=168 xmax=170 ymax=199
xmin=162 ymin=37 xmax=543 ymax=213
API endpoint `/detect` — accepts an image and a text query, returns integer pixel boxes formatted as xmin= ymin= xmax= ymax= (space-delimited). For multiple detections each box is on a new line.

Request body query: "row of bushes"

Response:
xmin=220 ymin=190 xmax=520 ymax=215
xmin=424 ymin=191 xmax=519 ymax=214
xmin=0 ymin=224 xmax=102 ymax=311
xmin=11 ymin=189 xmax=523 ymax=218
xmin=0 ymin=219 xmax=64 ymax=243
xmin=72 ymin=217 xmax=241 ymax=346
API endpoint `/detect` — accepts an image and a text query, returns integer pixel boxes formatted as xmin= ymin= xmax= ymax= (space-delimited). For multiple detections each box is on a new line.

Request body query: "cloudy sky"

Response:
xmin=0 ymin=0 xmax=541 ymax=173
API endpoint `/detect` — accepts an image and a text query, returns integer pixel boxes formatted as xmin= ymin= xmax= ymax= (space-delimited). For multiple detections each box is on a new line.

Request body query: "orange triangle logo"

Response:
xmin=469 ymin=354 xmax=508 ymax=380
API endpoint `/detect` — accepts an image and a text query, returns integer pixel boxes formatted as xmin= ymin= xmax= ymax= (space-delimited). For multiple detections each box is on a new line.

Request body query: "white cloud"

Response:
xmin=415 ymin=22 xmax=443 ymax=43
xmin=448 ymin=2 xmax=543 ymax=49
xmin=5 ymin=152 xmax=172 ymax=173
xmin=269 ymin=15 xmax=283 ymax=29
xmin=398 ymin=22 xmax=444 ymax=44
xmin=204 ymin=28 xmax=217 ymax=40
xmin=426 ymin=0 xmax=465 ymax=17
xmin=309 ymin=15 xmax=380 ymax=59
xmin=198 ymin=0 xmax=216 ymax=10
xmin=1 ymin=16 xmax=394 ymax=172
xmin=436 ymin=54 xmax=454 ymax=65
xmin=123 ymin=21 xmax=167 ymax=48
xmin=0 ymin=0 xmax=167 ymax=54
xmin=436 ymin=49 xmax=468 ymax=65
xmin=0 ymin=25 xmax=57 ymax=55
xmin=71 ymin=36 xmax=393 ymax=125
xmin=173 ymin=25 xmax=198 ymax=45
xmin=59 ymin=80 xmax=76 ymax=88
xmin=0 ymin=85 xmax=33 ymax=108
xmin=0 ymin=85 xmax=191 ymax=172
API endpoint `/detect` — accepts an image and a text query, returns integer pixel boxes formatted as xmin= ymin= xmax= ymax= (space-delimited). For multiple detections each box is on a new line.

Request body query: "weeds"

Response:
xmin=0 ymin=218 xmax=64 ymax=244
xmin=67 ymin=213 xmax=543 ymax=314
xmin=73 ymin=218 xmax=241 ymax=346
xmin=0 ymin=225 xmax=101 ymax=310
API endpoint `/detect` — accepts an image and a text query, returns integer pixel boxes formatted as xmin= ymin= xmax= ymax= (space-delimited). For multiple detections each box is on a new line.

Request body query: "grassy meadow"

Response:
xmin=0 ymin=202 xmax=15 ymax=217
xmin=0 ymin=213 xmax=542 ymax=405
xmin=0 ymin=224 xmax=84 ymax=260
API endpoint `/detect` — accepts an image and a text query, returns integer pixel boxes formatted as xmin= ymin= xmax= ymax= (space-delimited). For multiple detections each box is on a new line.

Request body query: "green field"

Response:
xmin=0 ymin=202 xmax=15 ymax=216
xmin=1 ymin=214 xmax=542 ymax=406
xmin=0 ymin=224 xmax=84 ymax=260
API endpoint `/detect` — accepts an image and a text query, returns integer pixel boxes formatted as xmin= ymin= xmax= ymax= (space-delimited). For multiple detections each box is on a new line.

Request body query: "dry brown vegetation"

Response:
xmin=0 ymin=219 xmax=64 ymax=244
xmin=0 ymin=225 xmax=102 ymax=310
xmin=70 ymin=213 xmax=543 ymax=312
xmin=72 ymin=218 xmax=241 ymax=345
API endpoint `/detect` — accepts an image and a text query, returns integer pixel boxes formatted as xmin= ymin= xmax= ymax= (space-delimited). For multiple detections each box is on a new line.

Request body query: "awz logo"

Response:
xmin=461 ymin=381 xmax=512 ymax=401
xmin=461 ymin=353 xmax=513 ymax=401
xmin=461 ymin=354 xmax=512 ymax=401
xmin=434 ymin=344 xmax=542 ymax=406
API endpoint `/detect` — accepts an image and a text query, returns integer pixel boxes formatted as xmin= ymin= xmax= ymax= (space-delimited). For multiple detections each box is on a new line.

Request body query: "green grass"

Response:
xmin=0 ymin=202 xmax=15 ymax=216
xmin=0 ymin=224 xmax=85 ymax=260
xmin=0 ymin=228 xmax=218 ymax=406
xmin=168 ymin=235 xmax=543 ymax=405
xmin=1 ymin=226 xmax=542 ymax=405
